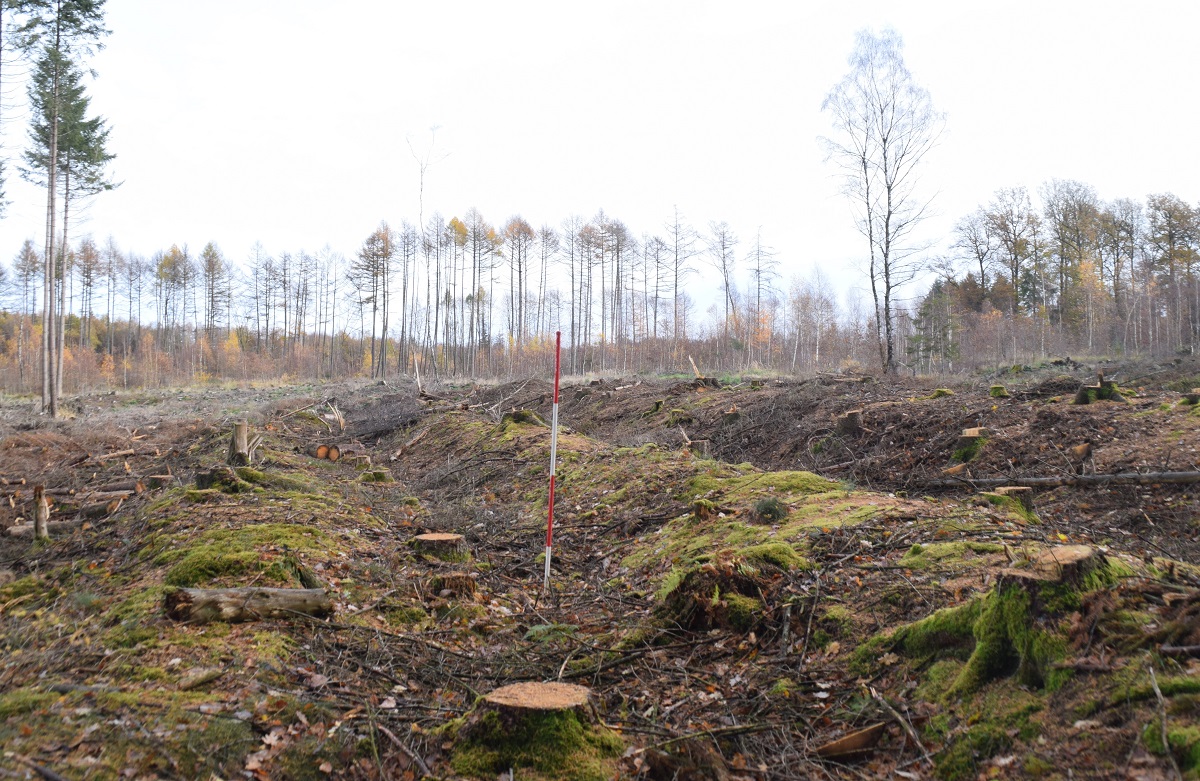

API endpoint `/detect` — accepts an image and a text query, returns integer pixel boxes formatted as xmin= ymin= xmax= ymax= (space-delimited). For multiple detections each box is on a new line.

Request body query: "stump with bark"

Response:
xmin=953 ymin=428 xmax=990 ymax=462
xmin=412 ymin=533 xmax=469 ymax=562
xmin=431 ymin=572 xmax=477 ymax=598
xmin=949 ymin=544 xmax=1115 ymax=695
xmin=33 ymin=485 xmax=49 ymax=540
xmin=835 ymin=409 xmax=863 ymax=436
xmin=992 ymin=485 xmax=1034 ymax=511
xmin=451 ymin=682 xmax=621 ymax=780
xmin=164 ymin=587 xmax=333 ymax=623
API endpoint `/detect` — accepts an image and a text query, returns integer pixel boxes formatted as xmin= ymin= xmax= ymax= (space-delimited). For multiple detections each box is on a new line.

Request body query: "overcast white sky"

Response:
xmin=2 ymin=0 xmax=1197 ymax=313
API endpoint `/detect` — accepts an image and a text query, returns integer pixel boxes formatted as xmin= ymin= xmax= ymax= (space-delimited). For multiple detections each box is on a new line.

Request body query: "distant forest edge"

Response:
xmin=0 ymin=182 xmax=1198 ymax=393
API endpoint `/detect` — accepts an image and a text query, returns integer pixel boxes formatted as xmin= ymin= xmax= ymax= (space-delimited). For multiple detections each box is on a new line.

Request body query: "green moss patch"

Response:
xmin=899 ymin=541 xmax=1006 ymax=570
xmin=451 ymin=708 xmax=622 ymax=781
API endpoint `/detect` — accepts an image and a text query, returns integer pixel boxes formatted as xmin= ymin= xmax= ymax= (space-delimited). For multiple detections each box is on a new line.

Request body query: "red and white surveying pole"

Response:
xmin=543 ymin=331 xmax=562 ymax=590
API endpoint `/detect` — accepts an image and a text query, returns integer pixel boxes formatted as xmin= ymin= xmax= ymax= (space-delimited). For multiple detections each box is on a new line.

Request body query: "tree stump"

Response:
xmin=195 ymin=466 xmax=253 ymax=493
xmin=451 ymin=682 xmax=621 ymax=779
xmin=1183 ymin=388 xmax=1200 ymax=405
xmin=953 ymin=428 xmax=990 ymax=462
xmin=164 ymin=587 xmax=333 ymax=623
xmin=431 ymin=572 xmax=477 ymax=598
xmin=835 ymin=409 xmax=863 ymax=436
xmin=227 ymin=420 xmax=250 ymax=466
xmin=33 ymin=485 xmax=49 ymax=540
xmin=992 ymin=485 xmax=1034 ymax=510
xmin=412 ymin=533 xmax=469 ymax=561
xmin=1028 ymin=544 xmax=1106 ymax=583
xmin=947 ymin=545 xmax=1113 ymax=695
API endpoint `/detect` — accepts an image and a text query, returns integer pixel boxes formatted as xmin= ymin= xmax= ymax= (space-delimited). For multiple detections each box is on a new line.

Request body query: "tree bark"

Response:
xmin=164 ymin=587 xmax=333 ymax=624
xmin=33 ymin=485 xmax=49 ymax=540
xmin=227 ymin=420 xmax=250 ymax=466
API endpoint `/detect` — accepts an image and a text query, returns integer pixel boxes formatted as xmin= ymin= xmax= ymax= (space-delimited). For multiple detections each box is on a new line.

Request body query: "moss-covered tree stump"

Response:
xmin=953 ymin=428 xmax=990 ymax=462
xmin=451 ymin=682 xmax=621 ymax=781
xmin=991 ymin=485 xmax=1033 ymax=510
xmin=431 ymin=571 xmax=477 ymax=598
xmin=876 ymin=545 xmax=1128 ymax=699
xmin=412 ymin=533 xmax=469 ymax=562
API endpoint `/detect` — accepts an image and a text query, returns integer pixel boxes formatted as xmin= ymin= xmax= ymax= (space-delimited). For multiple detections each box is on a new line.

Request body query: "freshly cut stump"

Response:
xmin=452 ymin=682 xmax=622 ymax=780
xmin=412 ymin=532 xmax=469 ymax=561
xmin=484 ymin=682 xmax=591 ymax=711
xmin=1029 ymin=544 xmax=1105 ymax=583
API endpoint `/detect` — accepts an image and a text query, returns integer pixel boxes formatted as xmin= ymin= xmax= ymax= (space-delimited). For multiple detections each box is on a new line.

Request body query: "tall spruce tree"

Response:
xmin=15 ymin=0 xmax=108 ymax=415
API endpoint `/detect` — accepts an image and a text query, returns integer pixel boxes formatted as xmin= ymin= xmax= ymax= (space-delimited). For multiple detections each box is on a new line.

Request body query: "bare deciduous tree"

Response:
xmin=822 ymin=26 xmax=942 ymax=374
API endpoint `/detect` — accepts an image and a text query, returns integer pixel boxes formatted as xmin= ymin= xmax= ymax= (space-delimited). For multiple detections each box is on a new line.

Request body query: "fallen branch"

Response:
xmin=1160 ymin=644 xmax=1200 ymax=658
xmin=922 ymin=470 xmax=1200 ymax=489
xmin=869 ymin=686 xmax=931 ymax=765
xmin=377 ymin=723 xmax=433 ymax=776
xmin=1148 ymin=665 xmax=1184 ymax=781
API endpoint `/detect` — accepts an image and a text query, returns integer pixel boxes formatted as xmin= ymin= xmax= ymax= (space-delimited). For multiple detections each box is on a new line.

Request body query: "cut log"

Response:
xmin=412 ymin=532 xmax=469 ymax=561
xmin=835 ymin=409 xmax=863 ymax=436
xmin=164 ymin=587 xmax=333 ymax=623
xmin=145 ymin=474 xmax=177 ymax=489
xmin=431 ymin=572 xmax=477 ymax=598
xmin=326 ymin=444 xmax=341 ymax=462
xmin=33 ymin=485 xmax=49 ymax=540
xmin=9 ymin=519 xmax=90 ymax=537
xmin=307 ymin=444 xmax=331 ymax=460
xmin=96 ymin=479 xmax=145 ymax=495
xmin=80 ymin=498 xmax=123 ymax=519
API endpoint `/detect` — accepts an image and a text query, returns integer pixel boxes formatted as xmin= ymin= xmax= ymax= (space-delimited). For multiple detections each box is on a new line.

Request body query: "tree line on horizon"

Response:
xmin=0 ymin=183 xmax=1196 ymax=396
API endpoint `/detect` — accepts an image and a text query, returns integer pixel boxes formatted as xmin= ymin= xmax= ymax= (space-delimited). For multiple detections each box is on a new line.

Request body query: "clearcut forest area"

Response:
xmin=2 ymin=359 xmax=1200 ymax=781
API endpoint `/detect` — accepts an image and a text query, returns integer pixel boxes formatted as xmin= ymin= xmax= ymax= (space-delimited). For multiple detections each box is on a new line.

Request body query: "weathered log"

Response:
xmin=96 ymin=479 xmax=145 ymax=495
xmin=33 ymin=485 xmax=49 ymax=540
xmin=412 ymin=532 xmax=469 ymax=561
xmin=164 ymin=587 xmax=333 ymax=623
xmin=9 ymin=519 xmax=90 ymax=537
xmin=923 ymin=470 xmax=1200 ymax=489
xmin=80 ymin=498 xmax=123 ymax=519
xmin=145 ymin=474 xmax=177 ymax=489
